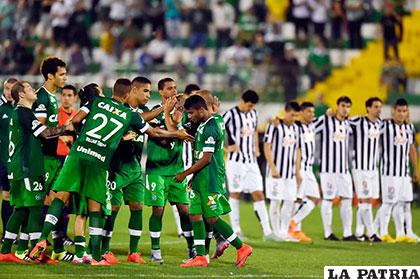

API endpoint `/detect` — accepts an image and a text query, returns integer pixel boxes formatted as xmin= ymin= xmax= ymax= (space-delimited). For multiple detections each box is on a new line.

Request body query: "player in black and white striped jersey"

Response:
xmin=224 ymin=90 xmax=277 ymax=241
xmin=379 ymin=98 xmax=419 ymax=243
xmin=349 ymin=97 xmax=382 ymax=242
xmin=264 ymin=101 xmax=301 ymax=241
xmin=314 ymin=96 xmax=356 ymax=241
xmin=289 ymin=102 xmax=320 ymax=243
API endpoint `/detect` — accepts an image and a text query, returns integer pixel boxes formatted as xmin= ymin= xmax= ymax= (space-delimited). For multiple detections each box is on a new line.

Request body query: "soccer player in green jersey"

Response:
xmin=145 ymin=77 xmax=195 ymax=263
xmin=30 ymin=78 xmax=193 ymax=266
xmin=101 ymin=76 xmax=165 ymax=264
xmin=175 ymin=95 xmax=252 ymax=267
xmin=32 ymin=57 xmax=73 ymax=261
xmin=0 ymin=81 xmax=72 ymax=263
xmin=0 ymin=78 xmax=17 ymax=242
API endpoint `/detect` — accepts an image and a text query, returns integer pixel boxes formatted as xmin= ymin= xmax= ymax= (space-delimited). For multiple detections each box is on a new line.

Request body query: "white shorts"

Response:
xmin=297 ymin=170 xmax=320 ymax=199
xmin=265 ymin=177 xmax=297 ymax=201
xmin=226 ymin=160 xmax=263 ymax=193
xmin=320 ymin=172 xmax=353 ymax=200
xmin=352 ymin=170 xmax=379 ymax=199
xmin=399 ymin=176 xmax=413 ymax=202
xmin=381 ymin=175 xmax=404 ymax=204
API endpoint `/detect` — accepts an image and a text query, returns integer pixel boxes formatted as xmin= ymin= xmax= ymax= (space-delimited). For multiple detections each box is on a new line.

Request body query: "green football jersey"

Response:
xmin=191 ymin=116 xmax=224 ymax=193
xmin=8 ymin=106 xmax=46 ymax=180
xmin=71 ymin=97 xmax=149 ymax=169
xmin=32 ymin=87 xmax=59 ymax=157
xmin=0 ymin=95 xmax=13 ymax=165
xmin=146 ymin=105 xmax=184 ymax=175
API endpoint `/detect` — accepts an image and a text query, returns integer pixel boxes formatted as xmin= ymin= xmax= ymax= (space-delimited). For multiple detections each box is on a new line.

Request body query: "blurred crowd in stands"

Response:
xmin=0 ymin=0 xmax=413 ymax=99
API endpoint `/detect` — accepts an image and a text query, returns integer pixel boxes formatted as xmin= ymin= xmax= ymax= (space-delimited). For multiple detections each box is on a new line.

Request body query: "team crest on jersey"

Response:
xmin=98 ymin=102 xmax=127 ymax=119
xmin=240 ymin=127 xmax=254 ymax=137
xmin=205 ymin=136 xmax=215 ymax=145
xmin=303 ymin=131 xmax=315 ymax=143
xmin=333 ymin=128 xmax=346 ymax=142
xmin=394 ymin=135 xmax=408 ymax=145
xmin=283 ymin=134 xmax=296 ymax=146
xmin=368 ymin=127 xmax=380 ymax=139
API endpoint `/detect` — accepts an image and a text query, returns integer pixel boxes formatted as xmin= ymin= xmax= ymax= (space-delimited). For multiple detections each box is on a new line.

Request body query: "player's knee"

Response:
xmin=152 ymin=206 xmax=164 ymax=217
xmin=189 ymin=214 xmax=202 ymax=222
xmin=112 ymin=205 xmax=121 ymax=212
xmin=128 ymin=202 xmax=142 ymax=211
xmin=2 ymin=191 xmax=10 ymax=201
xmin=176 ymin=204 xmax=189 ymax=216
xmin=230 ymin=192 xmax=241 ymax=200
xmin=205 ymin=217 xmax=218 ymax=225
xmin=251 ymin=191 xmax=265 ymax=201
xmin=56 ymin=191 xmax=70 ymax=203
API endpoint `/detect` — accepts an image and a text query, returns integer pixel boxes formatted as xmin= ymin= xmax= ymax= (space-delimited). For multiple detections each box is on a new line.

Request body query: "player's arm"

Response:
xmin=410 ymin=143 xmax=418 ymax=182
xmin=174 ymin=152 xmax=212 ymax=182
xmin=163 ymin=96 xmax=179 ymax=131
xmin=146 ymin=126 xmax=193 ymax=141
xmin=140 ymin=106 xmax=164 ymax=122
xmin=263 ymin=124 xmax=280 ymax=178
xmin=70 ymin=103 xmax=91 ymax=131
xmin=33 ymin=92 xmax=48 ymax=124
xmin=296 ymin=148 xmax=302 ymax=186
xmin=20 ymin=109 xmax=72 ymax=139
xmin=223 ymin=110 xmax=239 ymax=152
xmin=255 ymin=131 xmax=260 ymax=157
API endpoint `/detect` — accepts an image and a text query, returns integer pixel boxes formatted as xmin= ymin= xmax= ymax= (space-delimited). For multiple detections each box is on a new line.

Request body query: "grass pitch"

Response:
xmin=0 ymin=203 xmax=419 ymax=278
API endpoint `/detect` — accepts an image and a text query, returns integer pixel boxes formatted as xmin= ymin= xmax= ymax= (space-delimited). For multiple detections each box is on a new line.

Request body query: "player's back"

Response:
xmin=72 ymin=97 xmax=144 ymax=169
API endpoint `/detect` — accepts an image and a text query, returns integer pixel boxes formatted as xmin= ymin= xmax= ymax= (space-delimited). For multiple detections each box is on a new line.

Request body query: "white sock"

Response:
xmin=253 ymin=200 xmax=272 ymax=236
xmin=403 ymin=202 xmax=413 ymax=235
xmin=373 ymin=205 xmax=382 ymax=235
xmin=359 ymin=202 xmax=374 ymax=237
xmin=340 ymin=198 xmax=353 ymax=238
xmin=355 ymin=207 xmax=364 ymax=237
xmin=269 ymin=200 xmax=281 ymax=235
xmin=171 ymin=205 xmax=183 ymax=236
xmin=279 ymin=200 xmax=294 ymax=236
xmin=392 ymin=202 xmax=405 ymax=237
xmin=229 ymin=198 xmax=241 ymax=234
xmin=380 ymin=203 xmax=393 ymax=237
xmin=321 ymin=200 xmax=333 ymax=238
xmin=293 ymin=199 xmax=315 ymax=228
xmin=292 ymin=202 xmax=303 ymax=231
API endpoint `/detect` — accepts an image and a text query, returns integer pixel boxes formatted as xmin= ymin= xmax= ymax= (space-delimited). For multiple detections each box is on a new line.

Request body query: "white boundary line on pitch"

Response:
xmin=3 ymin=274 xmax=322 ymax=278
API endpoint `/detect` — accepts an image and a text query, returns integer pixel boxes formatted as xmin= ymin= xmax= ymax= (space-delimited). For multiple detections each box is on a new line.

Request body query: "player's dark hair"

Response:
xmin=113 ymin=78 xmax=132 ymax=98
xmin=393 ymin=98 xmax=408 ymax=108
xmin=196 ymin=90 xmax=214 ymax=107
xmin=4 ymin=77 xmax=17 ymax=85
xmin=158 ymin=77 xmax=174 ymax=91
xmin=300 ymin=102 xmax=314 ymax=110
xmin=132 ymin=76 xmax=151 ymax=86
xmin=40 ymin=57 xmax=66 ymax=81
xmin=62 ymin=84 xmax=77 ymax=96
xmin=241 ymin=90 xmax=259 ymax=104
xmin=184 ymin=95 xmax=208 ymax=111
xmin=184 ymin=83 xmax=200 ymax=95
xmin=78 ymin=83 xmax=100 ymax=105
xmin=11 ymin=81 xmax=26 ymax=104
xmin=365 ymin=97 xmax=382 ymax=108
xmin=336 ymin=96 xmax=352 ymax=105
xmin=285 ymin=101 xmax=300 ymax=112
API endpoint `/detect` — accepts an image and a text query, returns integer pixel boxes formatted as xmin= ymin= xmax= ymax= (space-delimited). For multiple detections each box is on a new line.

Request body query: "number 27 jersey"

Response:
xmin=72 ymin=97 xmax=149 ymax=169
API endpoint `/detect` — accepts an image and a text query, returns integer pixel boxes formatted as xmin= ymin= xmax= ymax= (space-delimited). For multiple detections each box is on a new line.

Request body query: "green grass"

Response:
xmin=1 ymin=203 xmax=419 ymax=278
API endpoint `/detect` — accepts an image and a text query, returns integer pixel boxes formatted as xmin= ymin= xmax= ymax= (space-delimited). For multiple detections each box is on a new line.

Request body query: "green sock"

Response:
xmin=89 ymin=211 xmax=105 ymax=261
xmin=1 ymin=207 xmax=28 ymax=254
xmin=180 ymin=212 xmax=194 ymax=249
xmin=204 ymin=221 xmax=213 ymax=255
xmin=17 ymin=218 xmax=29 ymax=253
xmin=101 ymin=210 xmax=118 ymax=254
xmin=28 ymin=206 xmax=42 ymax=248
xmin=74 ymin=236 xmax=86 ymax=258
xmin=128 ymin=209 xmax=142 ymax=253
xmin=214 ymin=218 xmax=242 ymax=249
xmin=192 ymin=220 xmax=206 ymax=256
xmin=149 ymin=213 xmax=162 ymax=250
xmin=40 ymin=199 xmax=64 ymax=240
xmin=52 ymin=230 xmax=65 ymax=253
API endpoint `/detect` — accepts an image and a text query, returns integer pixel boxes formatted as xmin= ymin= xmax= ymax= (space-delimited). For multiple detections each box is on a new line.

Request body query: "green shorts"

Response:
xmin=188 ymin=187 xmax=223 ymax=218
xmin=10 ymin=177 xmax=46 ymax=208
xmin=144 ymin=174 xmax=188 ymax=207
xmin=219 ymin=194 xmax=231 ymax=215
xmin=70 ymin=194 xmax=89 ymax=216
xmin=44 ymin=156 xmax=61 ymax=192
xmin=108 ymin=162 xmax=145 ymax=206
xmin=53 ymin=155 xmax=111 ymax=215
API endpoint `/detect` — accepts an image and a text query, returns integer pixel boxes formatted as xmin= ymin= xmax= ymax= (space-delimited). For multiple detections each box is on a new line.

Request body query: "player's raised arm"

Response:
xmin=146 ymin=126 xmax=194 ymax=142
xmin=140 ymin=106 xmax=164 ymax=122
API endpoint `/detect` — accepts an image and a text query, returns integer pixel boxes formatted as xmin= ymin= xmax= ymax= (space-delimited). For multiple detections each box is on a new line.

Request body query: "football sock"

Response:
xmin=204 ymin=221 xmax=213 ymax=255
xmin=269 ymin=200 xmax=280 ymax=234
xmin=214 ymin=218 xmax=242 ymax=249
xmin=293 ymin=199 xmax=315 ymax=228
xmin=340 ymin=198 xmax=353 ymax=238
xmin=392 ymin=202 xmax=405 ymax=237
xmin=149 ymin=213 xmax=162 ymax=250
xmin=253 ymin=200 xmax=272 ymax=236
xmin=89 ymin=211 xmax=105 ymax=261
xmin=229 ymin=198 xmax=241 ymax=234
xmin=373 ymin=205 xmax=382 ymax=235
xmin=1 ymin=200 xmax=13 ymax=239
xmin=280 ymin=200 xmax=294 ymax=236
xmin=359 ymin=202 xmax=374 ymax=237
xmin=321 ymin=199 xmax=333 ymax=238
xmin=1 ymin=207 xmax=28 ymax=254
xmin=28 ymin=206 xmax=42 ymax=248
xmin=102 ymin=210 xmax=118 ymax=254
xmin=380 ymin=203 xmax=393 ymax=236
xmin=355 ymin=207 xmax=364 ymax=236
xmin=40 ymin=199 xmax=64 ymax=241
xmin=171 ymin=205 xmax=183 ymax=236
xmin=58 ymin=206 xmax=71 ymax=239
xmin=17 ymin=217 xmax=29 ymax=252
xmin=403 ymin=202 xmax=413 ymax=235
xmin=128 ymin=209 xmax=142 ymax=253
xmin=192 ymin=220 xmax=206 ymax=256
xmin=179 ymin=211 xmax=194 ymax=249
xmin=74 ymin=236 xmax=86 ymax=258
